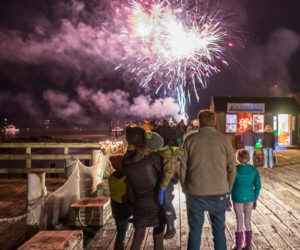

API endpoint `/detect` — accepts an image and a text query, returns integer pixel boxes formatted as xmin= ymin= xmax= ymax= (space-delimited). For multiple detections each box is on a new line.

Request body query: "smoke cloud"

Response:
xmin=77 ymin=86 xmax=182 ymax=121
xmin=0 ymin=0 xmax=183 ymax=126
xmin=238 ymin=28 xmax=300 ymax=96
xmin=43 ymin=89 xmax=93 ymax=125
xmin=0 ymin=91 xmax=40 ymax=119
xmin=40 ymin=87 xmax=182 ymax=126
xmin=0 ymin=19 xmax=123 ymax=72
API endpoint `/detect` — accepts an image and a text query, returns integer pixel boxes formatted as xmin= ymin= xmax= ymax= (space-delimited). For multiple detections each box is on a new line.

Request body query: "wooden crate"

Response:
xmin=70 ymin=197 xmax=111 ymax=227
xmin=17 ymin=230 xmax=83 ymax=250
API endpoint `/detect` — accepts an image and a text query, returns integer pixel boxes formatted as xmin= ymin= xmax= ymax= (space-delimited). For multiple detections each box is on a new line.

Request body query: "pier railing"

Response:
xmin=0 ymin=142 xmax=123 ymax=174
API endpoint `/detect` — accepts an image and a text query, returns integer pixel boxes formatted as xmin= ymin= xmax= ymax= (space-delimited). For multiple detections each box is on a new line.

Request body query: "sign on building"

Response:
xmin=227 ymin=103 xmax=265 ymax=113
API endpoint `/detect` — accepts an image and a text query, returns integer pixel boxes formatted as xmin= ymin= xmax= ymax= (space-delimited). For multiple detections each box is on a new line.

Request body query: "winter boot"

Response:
xmin=231 ymin=231 xmax=243 ymax=250
xmin=243 ymin=231 xmax=252 ymax=250
xmin=164 ymin=214 xmax=176 ymax=239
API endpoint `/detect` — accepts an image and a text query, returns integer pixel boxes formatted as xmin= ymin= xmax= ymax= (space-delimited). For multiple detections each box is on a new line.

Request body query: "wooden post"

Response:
xmin=26 ymin=171 xmax=45 ymax=238
xmin=91 ymin=150 xmax=102 ymax=166
xmin=64 ymin=147 xmax=68 ymax=155
xmin=26 ymin=147 xmax=31 ymax=169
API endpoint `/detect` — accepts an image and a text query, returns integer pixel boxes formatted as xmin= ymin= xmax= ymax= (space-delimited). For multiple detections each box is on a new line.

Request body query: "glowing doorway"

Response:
xmin=278 ymin=114 xmax=291 ymax=145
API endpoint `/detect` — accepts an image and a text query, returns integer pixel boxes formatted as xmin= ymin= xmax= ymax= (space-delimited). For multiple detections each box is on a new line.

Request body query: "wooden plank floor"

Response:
xmin=87 ymin=152 xmax=300 ymax=250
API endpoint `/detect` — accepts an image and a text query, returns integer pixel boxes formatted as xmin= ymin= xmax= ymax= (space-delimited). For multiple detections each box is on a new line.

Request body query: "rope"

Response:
xmin=0 ymin=186 xmax=49 ymax=224
xmin=0 ymin=213 xmax=27 ymax=223
xmin=77 ymin=207 xmax=94 ymax=227
xmin=28 ymin=186 xmax=48 ymax=209
xmin=28 ymin=195 xmax=43 ymax=207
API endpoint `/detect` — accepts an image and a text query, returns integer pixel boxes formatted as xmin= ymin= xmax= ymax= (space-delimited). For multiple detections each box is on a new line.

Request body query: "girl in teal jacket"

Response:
xmin=231 ymin=149 xmax=261 ymax=250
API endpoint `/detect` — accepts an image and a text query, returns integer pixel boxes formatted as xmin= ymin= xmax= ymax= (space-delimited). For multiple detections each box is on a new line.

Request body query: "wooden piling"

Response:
xmin=91 ymin=150 xmax=102 ymax=166
xmin=26 ymin=171 xmax=45 ymax=238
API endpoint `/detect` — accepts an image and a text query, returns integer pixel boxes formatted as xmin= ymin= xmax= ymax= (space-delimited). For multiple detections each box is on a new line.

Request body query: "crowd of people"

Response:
xmin=107 ymin=110 xmax=277 ymax=250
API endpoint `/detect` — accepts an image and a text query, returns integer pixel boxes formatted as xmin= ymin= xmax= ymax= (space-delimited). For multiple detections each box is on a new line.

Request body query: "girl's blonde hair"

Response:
xmin=264 ymin=124 xmax=273 ymax=132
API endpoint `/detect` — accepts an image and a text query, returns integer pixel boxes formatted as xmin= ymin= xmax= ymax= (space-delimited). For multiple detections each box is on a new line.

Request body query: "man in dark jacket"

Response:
xmin=241 ymin=125 xmax=258 ymax=165
xmin=181 ymin=110 xmax=236 ymax=250
xmin=175 ymin=120 xmax=187 ymax=147
xmin=158 ymin=119 xmax=177 ymax=146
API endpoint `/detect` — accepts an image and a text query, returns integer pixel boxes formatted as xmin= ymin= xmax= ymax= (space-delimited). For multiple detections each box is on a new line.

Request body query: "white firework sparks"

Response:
xmin=117 ymin=0 xmax=235 ymax=116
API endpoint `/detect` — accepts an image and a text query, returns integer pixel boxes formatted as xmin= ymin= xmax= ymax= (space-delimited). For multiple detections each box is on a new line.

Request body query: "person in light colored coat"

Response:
xmin=180 ymin=110 xmax=236 ymax=250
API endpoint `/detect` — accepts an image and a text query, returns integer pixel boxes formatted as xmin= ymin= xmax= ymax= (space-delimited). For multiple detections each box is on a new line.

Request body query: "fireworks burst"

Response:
xmin=116 ymin=0 xmax=236 ymax=117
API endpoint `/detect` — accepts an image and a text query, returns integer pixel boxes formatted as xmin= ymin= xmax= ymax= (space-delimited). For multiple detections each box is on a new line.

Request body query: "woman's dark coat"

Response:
xmin=123 ymin=150 xmax=165 ymax=228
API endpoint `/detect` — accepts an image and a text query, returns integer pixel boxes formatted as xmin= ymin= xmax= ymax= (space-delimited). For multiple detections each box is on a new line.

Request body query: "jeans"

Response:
xmin=186 ymin=194 xmax=227 ymax=250
xmin=263 ymin=148 xmax=274 ymax=167
xmin=245 ymin=146 xmax=254 ymax=165
xmin=163 ymin=180 xmax=175 ymax=216
xmin=115 ymin=217 xmax=129 ymax=245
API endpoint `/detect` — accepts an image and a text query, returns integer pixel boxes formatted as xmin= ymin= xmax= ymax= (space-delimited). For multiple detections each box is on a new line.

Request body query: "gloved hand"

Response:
xmin=226 ymin=198 xmax=232 ymax=211
xmin=253 ymin=198 xmax=257 ymax=210
xmin=158 ymin=189 xmax=165 ymax=205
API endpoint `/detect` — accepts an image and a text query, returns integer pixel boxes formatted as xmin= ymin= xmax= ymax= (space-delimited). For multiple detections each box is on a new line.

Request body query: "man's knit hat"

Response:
xmin=236 ymin=149 xmax=250 ymax=164
xmin=145 ymin=132 xmax=164 ymax=152
xmin=126 ymin=127 xmax=146 ymax=147
xmin=109 ymin=154 xmax=124 ymax=172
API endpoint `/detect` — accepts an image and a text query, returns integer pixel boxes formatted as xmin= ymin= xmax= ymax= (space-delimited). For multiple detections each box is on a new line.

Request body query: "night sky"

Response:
xmin=0 ymin=0 xmax=299 ymax=127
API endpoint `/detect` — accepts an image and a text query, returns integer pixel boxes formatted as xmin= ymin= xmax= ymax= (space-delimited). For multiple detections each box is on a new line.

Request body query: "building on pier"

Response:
xmin=210 ymin=96 xmax=300 ymax=148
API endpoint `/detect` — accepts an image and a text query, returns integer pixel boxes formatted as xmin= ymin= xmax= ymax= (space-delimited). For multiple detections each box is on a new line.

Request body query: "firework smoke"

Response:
xmin=0 ymin=0 xmax=297 ymax=127
xmin=237 ymin=28 xmax=300 ymax=96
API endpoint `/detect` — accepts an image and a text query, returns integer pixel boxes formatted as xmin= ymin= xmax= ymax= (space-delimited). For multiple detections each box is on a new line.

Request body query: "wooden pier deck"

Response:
xmin=87 ymin=150 xmax=300 ymax=250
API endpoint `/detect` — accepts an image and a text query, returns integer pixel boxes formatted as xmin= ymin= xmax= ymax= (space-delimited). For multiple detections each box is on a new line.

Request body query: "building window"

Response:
xmin=226 ymin=114 xmax=237 ymax=133
xmin=273 ymin=116 xmax=277 ymax=131
xmin=292 ymin=116 xmax=296 ymax=130
xmin=253 ymin=114 xmax=264 ymax=132
xmin=237 ymin=113 xmax=252 ymax=133
xmin=278 ymin=114 xmax=291 ymax=145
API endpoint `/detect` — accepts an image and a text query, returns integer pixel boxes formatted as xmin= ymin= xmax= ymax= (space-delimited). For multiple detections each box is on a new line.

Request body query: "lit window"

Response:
xmin=253 ymin=114 xmax=264 ymax=132
xmin=292 ymin=116 xmax=296 ymax=130
xmin=237 ymin=113 xmax=252 ymax=133
xmin=273 ymin=116 xmax=277 ymax=131
xmin=226 ymin=114 xmax=237 ymax=133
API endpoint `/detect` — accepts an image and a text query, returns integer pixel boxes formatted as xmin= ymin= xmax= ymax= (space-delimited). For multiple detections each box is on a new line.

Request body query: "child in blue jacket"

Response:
xmin=231 ymin=149 xmax=261 ymax=250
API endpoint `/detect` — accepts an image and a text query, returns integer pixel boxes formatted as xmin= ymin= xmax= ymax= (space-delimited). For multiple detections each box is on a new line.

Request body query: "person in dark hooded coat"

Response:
xmin=158 ymin=119 xmax=177 ymax=146
xmin=123 ymin=127 xmax=165 ymax=250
